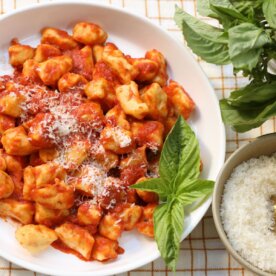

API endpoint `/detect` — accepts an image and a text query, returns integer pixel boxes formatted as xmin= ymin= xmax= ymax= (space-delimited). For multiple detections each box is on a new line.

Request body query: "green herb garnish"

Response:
xmin=174 ymin=1 xmax=276 ymax=132
xmin=132 ymin=116 xmax=214 ymax=271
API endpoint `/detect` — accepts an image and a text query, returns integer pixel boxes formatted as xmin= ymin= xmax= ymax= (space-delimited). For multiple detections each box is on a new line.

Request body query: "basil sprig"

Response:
xmin=174 ymin=1 xmax=276 ymax=132
xmin=174 ymin=7 xmax=230 ymax=65
xmin=132 ymin=116 xmax=214 ymax=271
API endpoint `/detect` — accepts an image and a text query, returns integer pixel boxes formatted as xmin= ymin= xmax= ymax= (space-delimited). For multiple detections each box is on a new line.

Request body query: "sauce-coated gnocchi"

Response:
xmin=0 ymin=20 xmax=195 ymax=262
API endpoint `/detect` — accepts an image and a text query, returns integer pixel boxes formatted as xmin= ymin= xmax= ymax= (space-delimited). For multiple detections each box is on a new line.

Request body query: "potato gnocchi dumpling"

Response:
xmin=99 ymin=213 xmax=123 ymax=241
xmin=0 ymin=114 xmax=15 ymax=134
xmin=35 ymin=203 xmax=69 ymax=227
xmin=132 ymin=58 xmax=159 ymax=82
xmin=140 ymin=83 xmax=168 ymax=120
xmin=92 ymin=45 xmax=104 ymax=63
xmin=1 ymin=126 xmax=38 ymax=156
xmin=0 ymin=20 xmax=195 ymax=263
xmin=22 ymin=59 xmax=39 ymax=81
xmin=116 ymin=81 xmax=149 ymax=120
xmin=115 ymin=203 xmax=143 ymax=231
xmin=37 ymin=55 xmax=73 ymax=86
xmin=32 ymin=179 xmax=74 ymax=210
xmin=145 ymin=49 xmax=168 ymax=87
xmin=66 ymin=46 xmax=94 ymax=80
xmin=0 ymin=91 xmax=25 ymax=117
xmin=33 ymin=162 xmax=65 ymax=187
xmin=15 ymin=224 xmax=58 ymax=254
xmin=58 ymin=72 xmax=88 ymax=93
xmin=9 ymin=44 xmax=35 ymax=67
xmin=41 ymin=27 xmax=78 ymax=50
xmin=92 ymin=235 xmax=120 ymax=261
xmin=77 ymin=203 xmax=102 ymax=226
xmin=0 ymin=199 xmax=34 ymax=224
xmin=55 ymin=222 xmax=95 ymax=260
xmin=164 ymin=80 xmax=195 ymax=119
xmin=73 ymin=22 xmax=108 ymax=46
xmin=120 ymin=146 xmax=148 ymax=185
xmin=38 ymin=148 xmax=59 ymax=163
xmin=84 ymin=78 xmax=109 ymax=100
xmin=100 ymin=125 xmax=135 ymax=154
xmin=131 ymin=121 xmax=164 ymax=151
xmin=102 ymin=43 xmax=138 ymax=84
xmin=136 ymin=203 xmax=157 ymax=238
xmin=34 ymin=44 xmax=61 ymax=63
xmin=0 ymin=170 xmax=14 ymax=199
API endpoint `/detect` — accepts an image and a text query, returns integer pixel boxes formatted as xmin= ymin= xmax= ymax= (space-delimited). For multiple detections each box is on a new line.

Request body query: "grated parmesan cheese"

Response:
xmin=4 ymin=77 xmax=128 ymax=209
xmin=106 ymin=199 xmax=117 ymax=210
xmin=146 ymin=161 xmax=159 ymax=178
xmin=221 ymin=153 xmax=276 ymax=273
xmin=66 ymin=161 xmax=125 ymax=208
xmin=105 ymin=126 xmax=132 ymax=148
xmin=48 ymin=105 xmax=79 ymax=138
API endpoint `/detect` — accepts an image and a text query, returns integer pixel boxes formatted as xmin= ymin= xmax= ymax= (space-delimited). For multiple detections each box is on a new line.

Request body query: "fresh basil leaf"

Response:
xmin=220 ymin=98 xmax=276 ymax=132
xmin=188 ymin=193 xmax=212 ymax=213
xmin=210 ymin=0 xmax=248 ymax=21
xmin=227 ymin=81 xmax=276 ymax=107
xmin=132 ymin=99 xmax=214 ymax=270
xmin=217 ymin=15 xmax=241 ymax=30
xmin=231 ymin=0 xmax=264 ymax=17
xmin=197 ymin=0 xmax=219 ymax=18
xmin=198 ymin=0 xmax=242 ymax=30
xmin=154 ymin=200 xmax=184 ymax=271
xmin=228 ymin=23 xmax=271 ymax=71
xmin=176 ymin=179 xmax=214 ymax=205
xmin=159 ymin=116 xmax=200 ymax=190
xmin=131 ymin=177 xmax=168 ymax=198
xmin=263 ymin=0 xmax=276 ymax=29
xmin=232 ymin=48 xmax=263 ymax=72
xmin=174 ymin=6 xmax=228 ymax=43
xmin=173 ymin=119 xmax=200 ymax=188
xmin=174 ymin=6 xmax=231 ymax=65
xmin=209 ymin=0 xmax=251 ymax=30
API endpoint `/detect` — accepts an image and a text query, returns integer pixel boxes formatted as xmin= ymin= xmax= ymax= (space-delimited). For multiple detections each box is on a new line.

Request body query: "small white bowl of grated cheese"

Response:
xmin=213 ymin=133 xmax=276 ymax=276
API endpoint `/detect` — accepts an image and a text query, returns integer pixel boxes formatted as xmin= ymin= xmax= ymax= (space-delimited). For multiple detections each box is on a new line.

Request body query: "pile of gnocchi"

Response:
xmin=0 ymin=21 xmax=195 ymax=261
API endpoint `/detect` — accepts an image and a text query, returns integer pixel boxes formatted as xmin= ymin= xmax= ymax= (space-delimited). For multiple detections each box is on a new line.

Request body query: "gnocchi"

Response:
xmin=55 ymin=222 xmax=95 ymax=260
xmin=0 ymin=170 xmax=14 ymax=199
xmin=15 ymin=224 xmax=58 ymax=254
xmin=0 ymin=20 xmax=195 ymax=263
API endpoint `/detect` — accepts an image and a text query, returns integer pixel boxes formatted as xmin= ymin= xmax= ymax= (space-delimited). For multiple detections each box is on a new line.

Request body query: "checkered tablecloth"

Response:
xmin=1 ymin=0 xmax=272 ymax=275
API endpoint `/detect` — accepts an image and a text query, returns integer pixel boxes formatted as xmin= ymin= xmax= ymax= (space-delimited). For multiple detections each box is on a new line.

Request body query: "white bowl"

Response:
xmin=213 ymin=133 xmax=276 ymax=276
xmin=0 ymin=1 xmax=226 ymax=275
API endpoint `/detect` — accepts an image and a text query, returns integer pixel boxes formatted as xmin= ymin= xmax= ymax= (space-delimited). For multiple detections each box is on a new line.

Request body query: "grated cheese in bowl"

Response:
xmin=221 ymin=153 xmax=276 ymax=273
